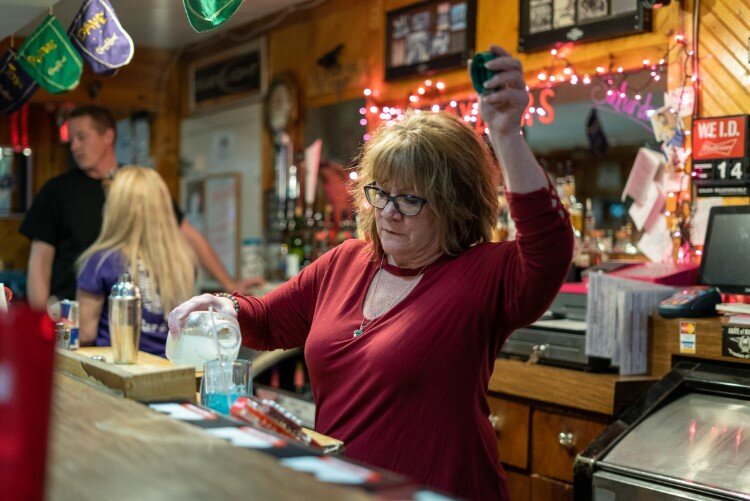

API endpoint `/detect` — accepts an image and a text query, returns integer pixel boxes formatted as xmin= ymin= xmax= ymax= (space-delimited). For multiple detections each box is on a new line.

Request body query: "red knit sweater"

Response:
xmin=236 ymin=185 xmax=573 ymax=500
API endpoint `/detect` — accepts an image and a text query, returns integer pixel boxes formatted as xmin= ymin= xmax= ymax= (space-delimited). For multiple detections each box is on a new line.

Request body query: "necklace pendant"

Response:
xmin=353 ymin=329 xmax=363 ymax=338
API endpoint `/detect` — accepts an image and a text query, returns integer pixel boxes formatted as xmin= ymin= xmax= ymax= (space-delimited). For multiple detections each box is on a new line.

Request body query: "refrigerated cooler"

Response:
xmin=575 ymin=360 xmax=750 ymax=500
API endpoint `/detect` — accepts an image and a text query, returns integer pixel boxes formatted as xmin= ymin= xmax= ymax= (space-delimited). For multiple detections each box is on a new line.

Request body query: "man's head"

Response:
xmin=68 ymin=105 xmax=117 ymax=179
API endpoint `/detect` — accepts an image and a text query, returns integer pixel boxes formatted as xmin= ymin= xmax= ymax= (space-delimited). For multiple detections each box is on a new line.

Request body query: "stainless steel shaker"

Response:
xmin=108 ymin=272 xmax=142 ymax=364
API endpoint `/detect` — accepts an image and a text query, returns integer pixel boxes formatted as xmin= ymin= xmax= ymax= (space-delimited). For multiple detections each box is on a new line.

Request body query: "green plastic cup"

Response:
xmin=470 ymin=51 xmax=499 ymax=94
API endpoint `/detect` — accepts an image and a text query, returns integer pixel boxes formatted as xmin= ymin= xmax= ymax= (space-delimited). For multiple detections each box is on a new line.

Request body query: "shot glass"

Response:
xmin=200 ymin=359 xmax=253 ymax=415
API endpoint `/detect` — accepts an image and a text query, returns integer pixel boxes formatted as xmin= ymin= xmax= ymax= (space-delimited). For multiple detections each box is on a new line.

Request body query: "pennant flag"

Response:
xmin=69 ymin=0 xmax=134 ymax=75
xmin=17 ymin=15 xmax=83 ymax=94
xmin=0 ymin=49 xmax=38 ymax=114
xmin=586 ymin=108 xmax=609 ymax=158
xmin=183 ymin=0 xmax=245 ymax=32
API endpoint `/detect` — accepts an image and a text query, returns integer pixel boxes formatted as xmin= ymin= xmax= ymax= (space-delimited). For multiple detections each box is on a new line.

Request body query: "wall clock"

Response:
xmin=265 ymin=75 xmax=298 ymax=135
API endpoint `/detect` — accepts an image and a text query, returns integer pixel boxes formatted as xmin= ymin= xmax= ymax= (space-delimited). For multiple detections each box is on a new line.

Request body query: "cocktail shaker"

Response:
xmin=108 ymin=272 xmax=141 ymax=364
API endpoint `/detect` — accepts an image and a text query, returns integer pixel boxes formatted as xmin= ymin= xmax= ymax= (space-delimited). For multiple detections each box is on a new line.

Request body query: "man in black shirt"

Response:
xmin=20 ymin=105 xmax=258 ymax=309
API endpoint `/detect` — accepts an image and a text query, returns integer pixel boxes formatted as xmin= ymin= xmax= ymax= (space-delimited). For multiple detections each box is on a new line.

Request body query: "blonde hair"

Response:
xmin=354 ymin=111 xmax=499 ymax=259
xmin=78 ymin=166 xmax=196 ymax=315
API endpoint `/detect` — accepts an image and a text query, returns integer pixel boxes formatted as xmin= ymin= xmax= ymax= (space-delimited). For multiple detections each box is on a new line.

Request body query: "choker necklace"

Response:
xmin=353 ymin=255 xmax=435 ymax=338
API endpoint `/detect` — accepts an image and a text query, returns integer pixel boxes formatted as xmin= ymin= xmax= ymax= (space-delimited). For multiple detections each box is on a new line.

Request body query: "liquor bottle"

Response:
xmin=337 ymin=210 xmax=355 ymax=244
xmin=302 ymin=209 xmax=315 ymax=268
xmin=285 ymin=205 xmax=305 ymax=279
xmin=325 ymin=204 xmax=337 ymax=248
xmin=294 ymin=361 xmax=305 ymax=394
xmin=565 ymin=174 xmax=584 ymax=238
xmin=584 ymin=198 xmax=596 ymax=238
xmin=312 ymin=211 xmax=328 ymax=260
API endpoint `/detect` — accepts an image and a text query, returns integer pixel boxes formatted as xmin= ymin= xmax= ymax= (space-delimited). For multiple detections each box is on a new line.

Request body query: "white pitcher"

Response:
xmin=165 ymin=311 xmax=241 ymax=370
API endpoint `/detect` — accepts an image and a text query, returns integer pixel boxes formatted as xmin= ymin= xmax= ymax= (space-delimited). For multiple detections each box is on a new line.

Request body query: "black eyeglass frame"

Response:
xmin=363 ymin=184 xmax=429 ymax=217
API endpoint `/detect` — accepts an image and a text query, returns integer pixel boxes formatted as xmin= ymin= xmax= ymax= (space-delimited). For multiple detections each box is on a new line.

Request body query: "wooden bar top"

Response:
xmin=489 ymin=358 xmax=656 ymax=416
xmin=46 ymin=374 xmax=371 ymax=500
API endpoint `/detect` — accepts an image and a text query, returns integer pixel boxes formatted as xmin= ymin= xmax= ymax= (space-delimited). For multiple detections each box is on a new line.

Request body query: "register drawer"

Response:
xmin=488 ymin=396 xmax=530 ymax=469
xmin=532 ymin=409 xmax=606 ymax=483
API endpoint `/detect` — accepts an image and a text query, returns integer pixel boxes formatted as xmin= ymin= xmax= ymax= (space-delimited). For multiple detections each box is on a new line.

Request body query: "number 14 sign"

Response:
xmin=692 ymin=115 xmax=750 ymax=197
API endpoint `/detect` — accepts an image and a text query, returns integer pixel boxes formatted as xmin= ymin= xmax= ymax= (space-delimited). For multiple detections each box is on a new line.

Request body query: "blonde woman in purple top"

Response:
xmin=76 ymin=166 xmax=196 ymax=356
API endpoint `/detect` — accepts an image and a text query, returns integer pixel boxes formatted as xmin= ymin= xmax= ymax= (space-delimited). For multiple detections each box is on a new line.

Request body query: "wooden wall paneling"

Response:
xmin=151 ymin=55 xmax=184 ymax=199
xmin=28 ymin=47 xmax=177 ymax=112
xmin=698 ymin=3 xmax=750 ymax=116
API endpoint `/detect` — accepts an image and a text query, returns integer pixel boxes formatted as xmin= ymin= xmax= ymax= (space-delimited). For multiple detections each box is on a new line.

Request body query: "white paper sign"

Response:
xmin=622 ymin=148 xmax=664 ymax=204
xmin=637 ymin=216 xmax=673 ymax=263
xmin=628 ymin=182 xmax=665 ymax=232
xmin=205 ymin=175 xmax=239 ymax=277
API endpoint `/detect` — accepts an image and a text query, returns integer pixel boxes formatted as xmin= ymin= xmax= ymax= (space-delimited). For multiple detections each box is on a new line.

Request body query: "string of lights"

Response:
xmin=359 ymin=34 xmax=694 ymax=140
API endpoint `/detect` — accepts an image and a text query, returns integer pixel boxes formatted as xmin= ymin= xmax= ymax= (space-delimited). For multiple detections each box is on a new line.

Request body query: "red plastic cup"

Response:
xmin=0 ymin=306 xmax=56 ymax=500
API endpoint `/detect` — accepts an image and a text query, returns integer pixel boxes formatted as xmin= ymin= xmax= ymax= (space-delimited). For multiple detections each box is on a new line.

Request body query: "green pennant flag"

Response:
xmin=17 ymin=15 xmax=83 ymax=94
xmin=183 ymin=0 xmax=244 ymax=32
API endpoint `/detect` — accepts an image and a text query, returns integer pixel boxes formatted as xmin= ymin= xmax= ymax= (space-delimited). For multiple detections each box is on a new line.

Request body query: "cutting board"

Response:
xmin=55 ymin=347 xmax=196 ymax=403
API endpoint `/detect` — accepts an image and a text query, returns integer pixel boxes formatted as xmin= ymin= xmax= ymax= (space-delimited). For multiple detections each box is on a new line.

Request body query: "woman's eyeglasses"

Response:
xmin=363 ymin=184 xmax=428 ymax=216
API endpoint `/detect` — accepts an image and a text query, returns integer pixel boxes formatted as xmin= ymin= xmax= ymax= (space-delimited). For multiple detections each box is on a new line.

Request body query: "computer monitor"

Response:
xmin=698 ymin=205 xmax=750 ymax=294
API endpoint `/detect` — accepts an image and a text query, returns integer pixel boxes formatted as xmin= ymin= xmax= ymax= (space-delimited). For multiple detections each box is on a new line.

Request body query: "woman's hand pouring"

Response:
xmin=167 ymin=293 xmax=237 ymax=340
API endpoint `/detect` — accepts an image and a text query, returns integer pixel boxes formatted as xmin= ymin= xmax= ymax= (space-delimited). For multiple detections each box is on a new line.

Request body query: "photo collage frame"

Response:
xmin=386 ymin=0 xmax=476 ymax=81
xmin=520 ymin=0 xmax=651 ymax=52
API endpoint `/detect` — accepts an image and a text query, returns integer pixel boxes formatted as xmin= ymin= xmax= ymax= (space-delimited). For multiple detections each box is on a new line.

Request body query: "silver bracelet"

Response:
xmin=213 ymin=292 xmax=240 ymax=313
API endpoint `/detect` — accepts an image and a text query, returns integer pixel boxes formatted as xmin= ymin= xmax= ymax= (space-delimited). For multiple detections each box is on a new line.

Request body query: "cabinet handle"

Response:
xmin=558 ymin=431 xmax=576 ymax=448
xmin=528 ymin=343 xmax=548 ymax=364
xmin=489 ymin=414 xmax=504 ymax=432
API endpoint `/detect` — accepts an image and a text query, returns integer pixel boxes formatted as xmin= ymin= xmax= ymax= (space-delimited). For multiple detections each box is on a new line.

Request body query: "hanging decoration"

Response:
xmin=0 ymin=48 xmax=39 ymax=114
xmin=68 ymin=0 xmax=134 ymax=76
xmin=16 ymin=15 xmax=83 ymax=94
xmin=10 ymin=103 xmax=30 ymax=152
xmin=183 ymin=0 xmax=245 ymax=33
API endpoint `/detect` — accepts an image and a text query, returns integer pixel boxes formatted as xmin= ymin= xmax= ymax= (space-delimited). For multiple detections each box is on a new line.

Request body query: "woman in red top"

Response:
xmin=169 ymin=45 xmax=573 ymax=500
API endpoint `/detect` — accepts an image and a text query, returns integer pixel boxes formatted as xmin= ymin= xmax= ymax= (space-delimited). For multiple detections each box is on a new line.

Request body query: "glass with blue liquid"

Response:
xmin=200 ymin=359 xmax=253 ymax=415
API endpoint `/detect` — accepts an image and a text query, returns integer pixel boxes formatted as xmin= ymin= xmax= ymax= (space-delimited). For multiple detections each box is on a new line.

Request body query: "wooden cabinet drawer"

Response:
xmin=531 ymin=409 xmax=606 ymax=482
xmin=530 ymin=474 xmax=573 ymax=500
xmin=488 ymin=396 xmax=530 ymax=469
xmin=506 ymin=470 xmax=530 ymax=501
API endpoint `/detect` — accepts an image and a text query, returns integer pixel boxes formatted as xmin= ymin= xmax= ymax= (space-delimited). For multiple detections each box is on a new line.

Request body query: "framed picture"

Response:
xmin=385 ymin=0 xmax=476 ymax=81
xmin=188 ymin=38 xmax=267 ymax=112
xmin=519 ymin=0 xmax=651 ymax=52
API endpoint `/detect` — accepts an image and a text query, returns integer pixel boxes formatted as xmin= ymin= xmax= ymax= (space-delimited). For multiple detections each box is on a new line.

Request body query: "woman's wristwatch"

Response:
xmin=213 ymin=292 xmax=240 ymax=313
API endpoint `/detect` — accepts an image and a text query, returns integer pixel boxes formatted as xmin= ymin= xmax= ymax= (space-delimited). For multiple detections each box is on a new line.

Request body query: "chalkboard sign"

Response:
xmin=189 ymin=39 xmax=266 ymax=112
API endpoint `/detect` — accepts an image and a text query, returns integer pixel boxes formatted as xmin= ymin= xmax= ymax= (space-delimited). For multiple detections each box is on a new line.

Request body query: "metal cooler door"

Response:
xmin=595 ymin=392 xmax=750 ymax=499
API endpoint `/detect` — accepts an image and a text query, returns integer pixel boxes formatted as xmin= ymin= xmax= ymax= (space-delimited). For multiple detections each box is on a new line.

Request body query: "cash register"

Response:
xmin=500 ymin=261 xmax=702 ymax=371
xmin=499 ymin=282 xmax=613 ymax=371
xmin=658 ymin=205 xmax=750 ymax=317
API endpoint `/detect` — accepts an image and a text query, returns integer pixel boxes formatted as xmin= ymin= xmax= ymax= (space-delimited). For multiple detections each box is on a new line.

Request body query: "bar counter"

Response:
xmin=46 ymin=373 xmax=372 ymax=500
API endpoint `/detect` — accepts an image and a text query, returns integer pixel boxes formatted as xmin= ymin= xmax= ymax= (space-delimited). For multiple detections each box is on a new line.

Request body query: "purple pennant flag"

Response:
xmin=69 ymin=0 xmax=134 ymax=75
xmin=0 ymin=49 xmax=38 ymax=115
